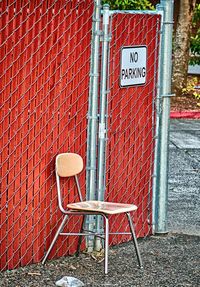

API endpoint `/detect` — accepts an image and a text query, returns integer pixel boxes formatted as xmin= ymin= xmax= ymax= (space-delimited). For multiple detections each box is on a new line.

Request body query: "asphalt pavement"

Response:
xmin=168 ymin=119 xmax=200 ymax=235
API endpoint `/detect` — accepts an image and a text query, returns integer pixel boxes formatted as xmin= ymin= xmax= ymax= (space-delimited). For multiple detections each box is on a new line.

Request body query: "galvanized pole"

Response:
xmin=155 ymin=0 xmax=174 ymax=233
xmin=152 ymin=4 xmax=164 ymax=233
xmin=95 ymin=4 xmax=110 ymax=251
xmin=86 ymin=0 xmax=101 ymax=251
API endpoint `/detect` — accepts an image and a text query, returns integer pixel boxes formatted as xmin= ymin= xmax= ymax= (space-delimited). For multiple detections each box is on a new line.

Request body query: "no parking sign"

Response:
xmin=120 ymin=46 xmax=147 ymax=87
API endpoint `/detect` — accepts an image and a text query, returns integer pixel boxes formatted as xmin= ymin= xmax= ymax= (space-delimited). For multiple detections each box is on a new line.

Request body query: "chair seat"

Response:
xmin=67 ymin=200 xmax=137 ymax=215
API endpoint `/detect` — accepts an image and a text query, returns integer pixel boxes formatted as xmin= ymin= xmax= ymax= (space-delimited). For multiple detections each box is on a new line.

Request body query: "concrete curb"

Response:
xmin=170 ymin=110 xmax=200 ymax=119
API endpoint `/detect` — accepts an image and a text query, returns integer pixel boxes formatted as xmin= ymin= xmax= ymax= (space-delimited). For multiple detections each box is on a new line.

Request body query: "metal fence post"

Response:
xmin=155 ymin=0 xmax=174 ymax=233
xmin=86 ymin=0 xmax=102 ymax=251
xmin=95 ymin=4 xmax=110 ymax=251
xmin=152 ymin=4 xmax=164 ymax=233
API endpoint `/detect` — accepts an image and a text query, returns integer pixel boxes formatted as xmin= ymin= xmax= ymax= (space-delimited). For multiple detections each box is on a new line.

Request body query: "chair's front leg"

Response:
xmin=126 ymin=212 xmax=143 ymax=268
xmin=76 ymin=215 xmax=86 ymax=257
xmin=104 ymin=215 xmax=109 ymax=275
xmin=42 ymin=215 xmax=68 ymax=265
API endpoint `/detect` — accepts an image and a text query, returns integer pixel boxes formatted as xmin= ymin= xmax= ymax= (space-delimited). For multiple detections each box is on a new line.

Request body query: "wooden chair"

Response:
xmin=42 ymin=153 xmax=143 ymax=274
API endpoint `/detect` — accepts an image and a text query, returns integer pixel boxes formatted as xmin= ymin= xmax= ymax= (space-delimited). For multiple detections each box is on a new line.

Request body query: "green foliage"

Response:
xmin=190 ymin=32 xmax=200 ymax=64
xmin=192 ymin=3 xmax=200 ymax=24
xmin=195 ymin=92 xmax=200 ymax=100
xmin=190 ymin=4 xmax=200 ymax=65
xmin=182 ymin=77 xmax=200 ymax=100
xmin=101 ymin=0 xmax=154 ymax=10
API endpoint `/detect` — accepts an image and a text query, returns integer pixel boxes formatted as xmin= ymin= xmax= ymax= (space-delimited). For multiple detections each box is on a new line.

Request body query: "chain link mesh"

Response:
xmin=0 ymin=0 xmax=93 ymax=270
xmin=104 ymin=13 xmax=161 ymax=246
xmin=0 ymin=1 xmax=161 ymax=272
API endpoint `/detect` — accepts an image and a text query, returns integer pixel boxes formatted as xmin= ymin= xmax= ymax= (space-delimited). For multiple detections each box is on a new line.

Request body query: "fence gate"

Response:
xmin=88 ymin=6 xmax=162 ymax=250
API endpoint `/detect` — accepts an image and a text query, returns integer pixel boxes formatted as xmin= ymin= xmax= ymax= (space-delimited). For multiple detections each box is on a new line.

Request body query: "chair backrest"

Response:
xmin=56 ymin=153 xmax=83 ymax=177
xmin=56 ymin=153 xmax=84 ymax=210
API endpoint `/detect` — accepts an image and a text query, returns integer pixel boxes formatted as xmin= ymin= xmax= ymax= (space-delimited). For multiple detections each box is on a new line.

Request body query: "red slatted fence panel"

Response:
xmin=0 ymin=0 xmax=93 ymax=270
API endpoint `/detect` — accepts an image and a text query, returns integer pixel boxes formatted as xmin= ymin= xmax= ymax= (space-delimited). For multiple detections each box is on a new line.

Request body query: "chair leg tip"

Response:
xmin=41 ymin=257 xmax=47 ymax=265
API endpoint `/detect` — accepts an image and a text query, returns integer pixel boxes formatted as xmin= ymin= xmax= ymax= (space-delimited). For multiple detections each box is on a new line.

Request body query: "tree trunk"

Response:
xmin=172 ymin=0 xmax=196 ymax=97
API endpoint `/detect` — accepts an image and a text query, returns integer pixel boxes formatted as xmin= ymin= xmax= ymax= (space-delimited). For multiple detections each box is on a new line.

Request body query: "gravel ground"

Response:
xmin=1 ymin=119 xmax=200 ymax=286
xmin=0 ymin=233 xmax=199 ymax=287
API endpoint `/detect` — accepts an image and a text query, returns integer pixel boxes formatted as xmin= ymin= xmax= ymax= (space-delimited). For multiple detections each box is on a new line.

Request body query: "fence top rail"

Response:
xmin=108 ymin=9 xmax=163 ymax=16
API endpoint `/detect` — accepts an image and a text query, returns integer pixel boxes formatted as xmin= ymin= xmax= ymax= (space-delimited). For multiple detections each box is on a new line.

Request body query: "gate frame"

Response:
xmin=86 ymin=0 xmax=174 ymax=251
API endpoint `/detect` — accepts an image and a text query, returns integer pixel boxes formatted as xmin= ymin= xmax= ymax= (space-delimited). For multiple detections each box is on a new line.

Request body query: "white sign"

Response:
xmin=120 ymin=46 xmax=147 ymax=87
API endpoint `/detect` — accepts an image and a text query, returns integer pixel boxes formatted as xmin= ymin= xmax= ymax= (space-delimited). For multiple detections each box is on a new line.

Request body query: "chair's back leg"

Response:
xmin=104 ymin=215 xmax=109 ymax=275
xmin=76 ymin=215 xmax=86 ymax=257
xmin=126 ymin=212 xmax=143 ymax=268
xmin=42 ymin=215 xmax=68 ymax=265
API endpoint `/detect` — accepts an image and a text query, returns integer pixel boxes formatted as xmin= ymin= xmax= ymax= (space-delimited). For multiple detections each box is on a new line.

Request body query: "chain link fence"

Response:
xmin=0 ymin=0 xmax=162 ymax=272
xmin=0 ymin=0 xmax=93 ymax=270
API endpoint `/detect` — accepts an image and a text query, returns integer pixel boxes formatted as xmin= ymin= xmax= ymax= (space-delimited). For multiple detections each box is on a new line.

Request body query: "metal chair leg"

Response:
xmin=42 ymin=215 xmax=68 ymax=265
xmin=126 ymin=212 xmax=143 ymax=268
xmin=76 ymin=215 xmax=86 ymax=257
xmin=104 ymin=216 xmax=109 ymax=275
